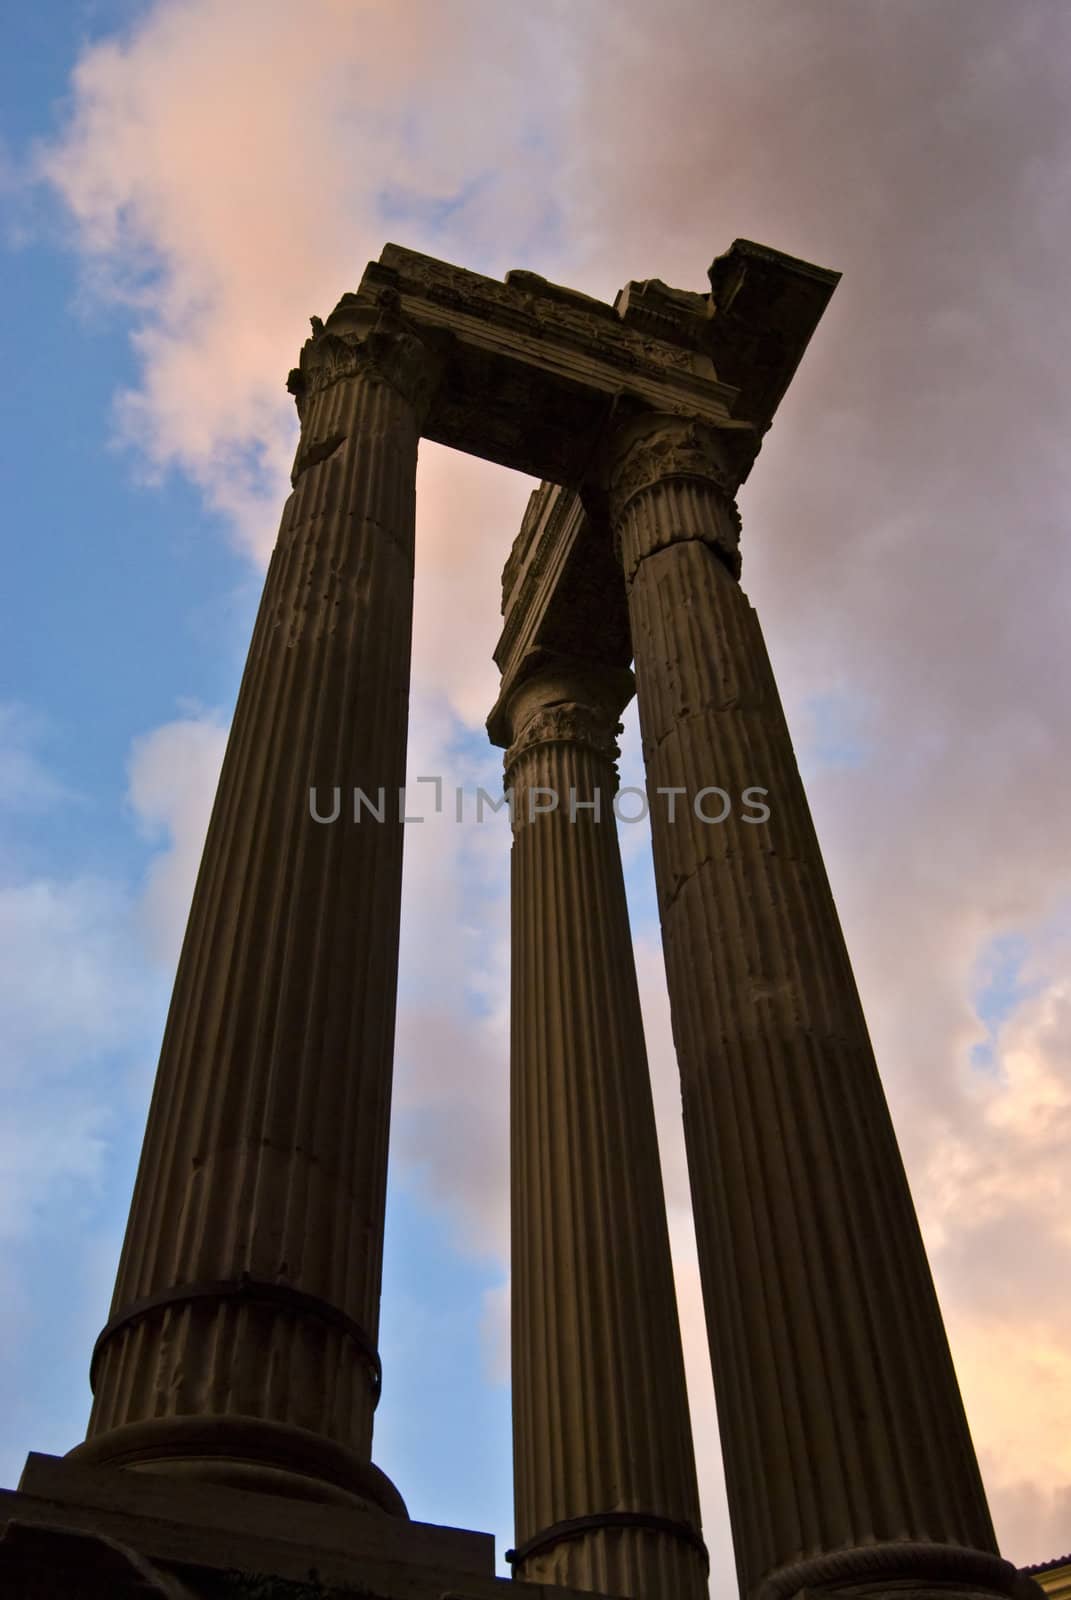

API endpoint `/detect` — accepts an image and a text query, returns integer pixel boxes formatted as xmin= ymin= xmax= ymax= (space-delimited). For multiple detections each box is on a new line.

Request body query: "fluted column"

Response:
xmin=504 ymin=662 xmax=708 ymax=1600
xmin=606 ymin=413 xmax=1023 ymax=1600
xmin=72 ymin=294 xmax=441 ymax=1510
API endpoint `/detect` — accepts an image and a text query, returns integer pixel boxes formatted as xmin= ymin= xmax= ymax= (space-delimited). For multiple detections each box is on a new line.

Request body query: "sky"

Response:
xmin=1 ymin=0 xmax=1069 ymax=1587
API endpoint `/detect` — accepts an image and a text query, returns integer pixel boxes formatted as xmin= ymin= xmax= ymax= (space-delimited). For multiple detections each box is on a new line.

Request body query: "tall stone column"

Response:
xmin=71 ymin=294 xmax=440 ymax=1511
xmin=605 ymin=413 xmax=1024 ymax=1600
xmin=503 ymin=661 xmax=708 ymax=1600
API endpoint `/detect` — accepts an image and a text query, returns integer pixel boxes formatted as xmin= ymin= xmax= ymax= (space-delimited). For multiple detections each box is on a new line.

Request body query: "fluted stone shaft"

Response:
xmin=505 ymin=664 xmax=708 ymax=1600
xmin=607 ymin=415 xmax=1017 ymax=1600
xmin=76 ymin=301 xmax=438 ymax=1509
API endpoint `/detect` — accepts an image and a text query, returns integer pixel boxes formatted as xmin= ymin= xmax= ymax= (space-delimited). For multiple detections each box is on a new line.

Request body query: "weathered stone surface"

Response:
xmin=702 ymin=238 xmax=842 ymax=439
xmin=11 ymin=234 xmax=1036 ymax=1600
xmin=368 ymin=244 xmax=738 ymax=485
xmin=321 ymin=238 xmax=835 ymax=492
xmin=487 ymin=484 xmax=630 ymax=747
xmin=0 ymin=1455 xmax=623 ymax=1599
xmin=605 ymin=409 xmax=1022 ymax=1600
xmin=78 ymin=302 xmax=441 ymax=1507
xmin=0 ymin=1516 xmax=198 ymax=1598
xmin=497 ymin=660 xmax=706 ymax=1599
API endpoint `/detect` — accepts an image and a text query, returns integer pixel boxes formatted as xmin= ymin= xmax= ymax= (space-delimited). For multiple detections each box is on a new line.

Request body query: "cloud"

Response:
xmin=0 ymin=698 xmax=235 ymax=1484
xmin=413 ymin=443 xmax=536 ymax=728
xmin=479 ymin=1276 xmax=510 ymax=1388
xmin=0 ymin=703 xmax=82 ymax=815
xmin=126 ymin=710 xmax=228 ymax=964
xmin=669 ymin=1227 xmax=734 ymax=1589
xmin=0 ymin=700 xmax=243 ymax=1482
xmin=563 ymin=7 xmax=1071 ymax=1562
xmin=637 ymin=898 xmax=1071 ymax=1568
xmin=0 ymin=875 xmax=140 ymax=1069
xmin=0 ymin=860 xmax=149 ymax=1476
xmin=0 ymin=871 xmax=152 ymax=1252
xmin=0 ymin=702 xmax=188 ymax=1243
xmin=923 ymin=935 xmax=1071 ymax=1558
xmin=390 ymin=693 xmax=512 ymax=1260
xmin=36 ymin=0 xmax=567 ymax=564
xmin=0 ymin=700 xmax=241 ymax=1244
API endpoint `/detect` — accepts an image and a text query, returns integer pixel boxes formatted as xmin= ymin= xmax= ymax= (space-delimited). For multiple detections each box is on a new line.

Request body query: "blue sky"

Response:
xmin=2 ymin=0 xmax=1070 ymax=1584
xmin=0 ymin=1 xmax=519 ymax=1556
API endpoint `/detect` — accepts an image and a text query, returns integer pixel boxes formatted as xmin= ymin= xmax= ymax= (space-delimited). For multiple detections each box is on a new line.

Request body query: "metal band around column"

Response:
xmin=506 ymin=1510 xmax=710 ymax=1575
xmin=90 ymin=1276 xmax=382 ymax=1404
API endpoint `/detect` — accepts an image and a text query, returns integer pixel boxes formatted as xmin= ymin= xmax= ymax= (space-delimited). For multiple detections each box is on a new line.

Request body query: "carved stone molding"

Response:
xmin=499 ymin=482 xmax=571 ymax=626
xmin=756 ymin=1540 xmax=1033 ymax=1600
xmin=286 ymin=290 xmax=444 ymax=425
xmin=606 ymin=413 xmax=745 ymax=581
xmin=501 ymin=663 xmax=634 ymax=786
xmin=504 ymin=700 xmax=622 ymax=782
xmin=606 ymin=413 xmax=741 ymax=521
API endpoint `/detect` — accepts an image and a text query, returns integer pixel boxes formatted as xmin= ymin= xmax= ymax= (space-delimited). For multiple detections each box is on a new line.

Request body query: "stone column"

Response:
xmin=606 ymin=413 xmax=1023 ymax=1600
xmin=72 ymin=294 xmax=440 ymax=1511
xmin=503 ymin=661 xmax=708 ymax=1600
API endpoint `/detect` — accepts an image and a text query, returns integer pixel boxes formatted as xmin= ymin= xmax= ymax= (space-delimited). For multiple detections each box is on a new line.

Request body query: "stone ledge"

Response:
xmin=1 ymin=1455 xmax=619 ymax=1600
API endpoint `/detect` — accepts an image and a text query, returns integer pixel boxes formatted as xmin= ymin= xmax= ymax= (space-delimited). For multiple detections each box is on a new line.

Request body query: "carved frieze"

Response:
xmin=613 ymin=275 xmax=713 ymax=349
xmin=495 ymin=485 xmax=586 ymax=674
xmin=500 ymin=484 xmax=557 ymax=618
xmin=357 ymin=246 xmax=744 ymax=483
xmin=488 ymin=482 xmax=631 ymax=752
xmin=285 ymin=239 xmax=838 ymax=500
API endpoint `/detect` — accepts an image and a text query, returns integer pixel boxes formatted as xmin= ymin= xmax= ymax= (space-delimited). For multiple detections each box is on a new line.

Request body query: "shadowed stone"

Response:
xmin=4 ymin=238 xmax=1047 ymax=1600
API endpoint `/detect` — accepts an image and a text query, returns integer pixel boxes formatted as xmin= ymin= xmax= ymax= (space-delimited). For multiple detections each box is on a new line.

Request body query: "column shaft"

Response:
xmin=76 ymin=307 xmax=435 ymax=1509
xmin=609 ymin=417 xmax=1016 ymax=1600
xmin=506 ymin=668 xmax=707 ymax=1600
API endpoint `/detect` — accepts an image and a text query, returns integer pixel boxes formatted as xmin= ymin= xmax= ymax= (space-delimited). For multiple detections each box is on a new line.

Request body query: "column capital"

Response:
xmin=502 ymin=662 xmax=633 ymax=788
xmin=604 ymin=411 xmax=744 ymax=580
xmin=85 ymin=327 xmax=422 ymax=1508
xmin=286 ymin=289 xmax=445 ymax=428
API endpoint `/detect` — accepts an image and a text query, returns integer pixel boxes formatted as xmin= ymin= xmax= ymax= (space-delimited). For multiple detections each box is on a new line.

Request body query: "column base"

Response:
xmin=1 ymin=1452 xmax=621 ymax=1599
xmin=758 ymin=1541 xmax=1045 ymax=1600
xmin=67 ymin=1415 xmax=405 ymax=1515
